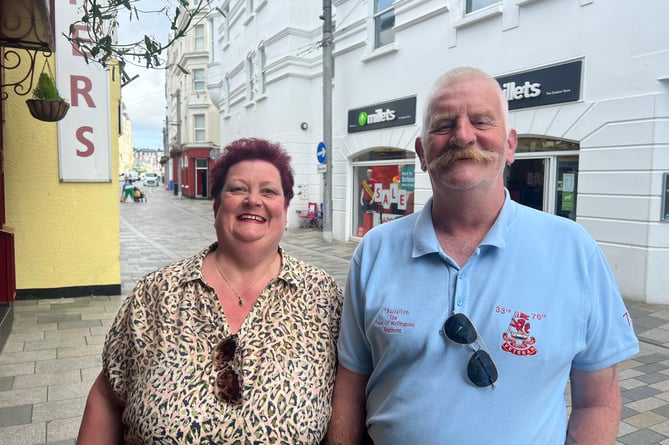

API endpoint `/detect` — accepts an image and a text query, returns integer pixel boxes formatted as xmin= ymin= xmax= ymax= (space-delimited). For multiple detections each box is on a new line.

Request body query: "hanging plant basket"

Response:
xmin=26 ymin=59 xmax=70 ymax=123
xmin=26 ymin=99 xmax=70 ymax=122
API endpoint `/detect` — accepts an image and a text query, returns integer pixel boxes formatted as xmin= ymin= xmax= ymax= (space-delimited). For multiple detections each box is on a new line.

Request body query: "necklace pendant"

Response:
xmin=238 ymin=299 xmax=243 ymax=307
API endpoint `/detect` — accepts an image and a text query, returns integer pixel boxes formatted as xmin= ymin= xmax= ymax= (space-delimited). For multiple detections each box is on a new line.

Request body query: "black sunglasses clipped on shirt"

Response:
xmin=442 ymin=312 xmax=498 ymax=388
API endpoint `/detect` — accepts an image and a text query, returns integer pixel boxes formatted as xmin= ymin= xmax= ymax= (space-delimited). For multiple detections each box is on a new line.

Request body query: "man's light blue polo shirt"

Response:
xmin=338 ymin=193 xmax=639 ymax=445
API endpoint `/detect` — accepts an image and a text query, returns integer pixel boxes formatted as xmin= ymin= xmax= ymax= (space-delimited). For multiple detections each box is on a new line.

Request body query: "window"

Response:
xmin=224 ymin=76 xmax=231 ymax=114
xmin=373 ymin=0 xmax=395 ymax=49
xmin=193 ymin=69 xmax=205 ymax=92
xmin=223 ymin=3 xmax=230 ymax=42
xmin=208 ymin=18 xmax=214 ymax=56
xmin=194 ymin=114 xmax=206 ymax=142
xmin=246 ymin=52 xmax=255 ymax=100
xmin=258 ymin=44 xmax=266 ymax=94
xmin=194 ymin=24 xmax=205 ymax=51
xmin=466 ymin=0 xmax=499 ymax=13
xmin=352 ymin=148 xmax=415 ymax=237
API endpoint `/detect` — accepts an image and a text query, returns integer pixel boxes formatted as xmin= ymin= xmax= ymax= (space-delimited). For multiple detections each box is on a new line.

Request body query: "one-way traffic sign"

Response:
xmin=317 ymin=142 xmax=327 ymax=164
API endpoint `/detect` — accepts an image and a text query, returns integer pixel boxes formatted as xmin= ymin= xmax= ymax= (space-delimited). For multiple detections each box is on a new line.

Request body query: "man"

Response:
xmin=327 ymin=67 xmax=639 ymax=445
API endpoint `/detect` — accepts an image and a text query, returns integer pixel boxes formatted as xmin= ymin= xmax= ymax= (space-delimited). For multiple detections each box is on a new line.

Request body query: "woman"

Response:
xmin=122 ymin=177 xmax=135 ymax=203
xmin=78 ymin=138 xmax=343 ymax=444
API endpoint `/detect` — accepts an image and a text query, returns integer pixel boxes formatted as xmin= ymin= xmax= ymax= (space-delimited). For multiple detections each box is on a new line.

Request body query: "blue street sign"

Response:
xmin=317 ymin=142 xmax=327 ymax=164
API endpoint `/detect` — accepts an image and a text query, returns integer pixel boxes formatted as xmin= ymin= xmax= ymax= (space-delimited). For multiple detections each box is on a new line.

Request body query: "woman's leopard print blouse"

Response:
xmin=103 ymin=244 xmax=343 ymax=444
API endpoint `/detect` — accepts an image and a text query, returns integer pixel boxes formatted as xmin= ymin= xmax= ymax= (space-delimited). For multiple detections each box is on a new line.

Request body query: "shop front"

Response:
xmin=352 ymin=149 xmax=415 ymax=237
xmin=497 ymin=62 xmax=583 ymax=221
xmin=346 ymin=96 xmax=418 ymax=238
xmin=171 ymin=146 xmax=216 ymax=199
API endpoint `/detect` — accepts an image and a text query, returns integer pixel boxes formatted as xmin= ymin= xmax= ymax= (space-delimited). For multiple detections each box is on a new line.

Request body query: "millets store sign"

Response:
xmin=495 ymin=60 xmax=582 ymax=110
xmin=347 ymin=96 xmax=417 ymax=133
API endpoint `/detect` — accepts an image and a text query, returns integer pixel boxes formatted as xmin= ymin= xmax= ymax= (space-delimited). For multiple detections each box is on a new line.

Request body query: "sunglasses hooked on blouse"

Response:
xmin=442 ymin=312 xmax=498 ymax=388
xmin=212 ymin=334 xmax=243 ymax=404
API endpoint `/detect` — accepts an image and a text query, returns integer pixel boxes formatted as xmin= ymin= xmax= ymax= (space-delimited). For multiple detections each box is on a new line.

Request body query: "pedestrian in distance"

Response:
xmin=122 ymin=177 xmax=134 ymax=203
xmin=326 ymin=67 xmax=639 ymax=445
xmin=78 ymin=138 xmax=343 ymax=444
xmin=133 ymin=186 xmax=146 ymax=202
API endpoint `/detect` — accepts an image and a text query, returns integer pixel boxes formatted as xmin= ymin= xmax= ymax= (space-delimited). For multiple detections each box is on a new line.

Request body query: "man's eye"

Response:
xmin=430 ymin=124 xmax=453 ymax=135
xmin=472 ymin=118 xmax=494 ymax=128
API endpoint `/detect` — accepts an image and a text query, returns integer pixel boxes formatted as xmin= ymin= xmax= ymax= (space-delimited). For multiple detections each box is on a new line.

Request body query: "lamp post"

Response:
xmin=321 ymin=0 xmax=333 ymax=242
xmin=175 ymin=89 xmax=182 ymax=198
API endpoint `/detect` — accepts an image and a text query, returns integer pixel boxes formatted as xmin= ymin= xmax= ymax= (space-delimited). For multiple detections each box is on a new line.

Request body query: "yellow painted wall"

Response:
xmin=3 ymin=56 xmax=121 ymax=293
xmin=119 ymin=107 xmax=134 ymax=175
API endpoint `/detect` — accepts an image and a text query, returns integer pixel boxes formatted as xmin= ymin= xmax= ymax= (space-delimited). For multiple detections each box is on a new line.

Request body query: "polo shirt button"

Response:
xmin=456 ymin=299 xmax=463 ymax=306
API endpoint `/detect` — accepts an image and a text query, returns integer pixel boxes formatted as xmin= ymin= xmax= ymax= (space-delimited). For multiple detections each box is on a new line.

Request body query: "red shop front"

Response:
xmin=171 ymin=146 xmax=216 ymax=199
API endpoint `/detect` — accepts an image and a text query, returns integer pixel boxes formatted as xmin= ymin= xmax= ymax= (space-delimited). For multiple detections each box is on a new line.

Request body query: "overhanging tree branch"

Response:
xmin=65 ymin=0 xmax=222 ymax=80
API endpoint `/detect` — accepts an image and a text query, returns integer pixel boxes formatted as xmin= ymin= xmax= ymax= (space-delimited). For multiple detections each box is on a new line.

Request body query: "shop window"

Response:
xmin=466 ymin=0 xmax=500 ymax=13
xmin=353 ymin=148 xmax=415 ymax=237
xmin=373 ymin=0 xmax=395 ymax=49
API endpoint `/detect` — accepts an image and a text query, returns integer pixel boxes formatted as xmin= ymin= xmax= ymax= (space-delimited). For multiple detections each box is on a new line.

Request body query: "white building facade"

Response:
xmin=207 ymin=0 xmax=669 ymax=303
xmin=166 ymin=6 xmax=220 ymax=198
xmin=207 ymin=0 xmax=328 ymax=226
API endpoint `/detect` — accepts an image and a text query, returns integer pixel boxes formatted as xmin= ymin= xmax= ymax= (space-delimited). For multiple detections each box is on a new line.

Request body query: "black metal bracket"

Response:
xmin=1 ymin=43 xmax=52 ymax=100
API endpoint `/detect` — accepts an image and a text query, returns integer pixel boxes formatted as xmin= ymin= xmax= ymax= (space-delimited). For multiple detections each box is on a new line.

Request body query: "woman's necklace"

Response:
xmin=213 ymin=256 xmax=274 ymax=306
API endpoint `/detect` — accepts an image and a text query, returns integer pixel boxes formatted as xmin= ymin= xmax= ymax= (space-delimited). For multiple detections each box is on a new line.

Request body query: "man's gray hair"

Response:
xmin=420 ymin=66 xmax=510 ymax=144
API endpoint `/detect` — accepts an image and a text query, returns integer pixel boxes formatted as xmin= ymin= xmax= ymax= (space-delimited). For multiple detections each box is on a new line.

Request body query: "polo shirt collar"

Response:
xmin=412 ymin=190 xmax=517 ymax=258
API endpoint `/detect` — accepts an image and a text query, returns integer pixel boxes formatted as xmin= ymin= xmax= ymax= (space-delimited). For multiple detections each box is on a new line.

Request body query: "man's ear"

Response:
xmin=506 ymin=129 xmax=518 ymax=165
xmin=415 ymin=137 xmax=428 ymax=172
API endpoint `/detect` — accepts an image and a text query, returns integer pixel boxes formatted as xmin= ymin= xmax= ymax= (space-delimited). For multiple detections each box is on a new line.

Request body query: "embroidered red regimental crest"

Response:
xmin=501 ymin=312 xmax=538 ymax=356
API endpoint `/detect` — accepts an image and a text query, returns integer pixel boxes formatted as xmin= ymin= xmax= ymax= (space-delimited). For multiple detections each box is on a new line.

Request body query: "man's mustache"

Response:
xmin=429 ymin=147 xmax=499 ymax=170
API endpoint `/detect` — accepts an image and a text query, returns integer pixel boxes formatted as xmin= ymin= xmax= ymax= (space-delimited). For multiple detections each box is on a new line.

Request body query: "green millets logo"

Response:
xmin=357 ymin=108 xmax=396 ymax=127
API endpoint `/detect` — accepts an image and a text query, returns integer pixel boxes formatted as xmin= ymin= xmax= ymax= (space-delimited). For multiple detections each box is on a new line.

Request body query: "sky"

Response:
xmin=117 ymin=1 xmax=175 ymax=150
xmin=122 ymin=67 xmax=165 ymax=150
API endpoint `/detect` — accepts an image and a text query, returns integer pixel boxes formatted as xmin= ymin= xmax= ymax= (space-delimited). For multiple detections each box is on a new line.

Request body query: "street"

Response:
xmin=118 ymin=185 xmax=356 ymax=293
xmin=0 ymin=186 xmax=668 ymax=444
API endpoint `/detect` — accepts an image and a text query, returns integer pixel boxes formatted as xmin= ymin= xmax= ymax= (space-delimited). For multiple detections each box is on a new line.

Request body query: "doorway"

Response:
xmin=195 ymin=158 xmax=209 ymax=198
xmin=505 ymin=138 xmax=579 ymax=221
xmin=506 ymin=158 xmax=546 ymax=212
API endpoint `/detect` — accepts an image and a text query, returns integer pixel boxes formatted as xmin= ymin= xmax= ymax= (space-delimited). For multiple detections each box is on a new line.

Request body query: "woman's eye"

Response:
xmin=262 ymin=188 xmax=280 ymax=196
xmin=228 ymin=186 xmax=248 ymax=194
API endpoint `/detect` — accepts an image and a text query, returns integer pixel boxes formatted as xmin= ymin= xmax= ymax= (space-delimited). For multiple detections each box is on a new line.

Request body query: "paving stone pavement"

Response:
xmin=0 ymin=186 xmax=668 ymax=444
